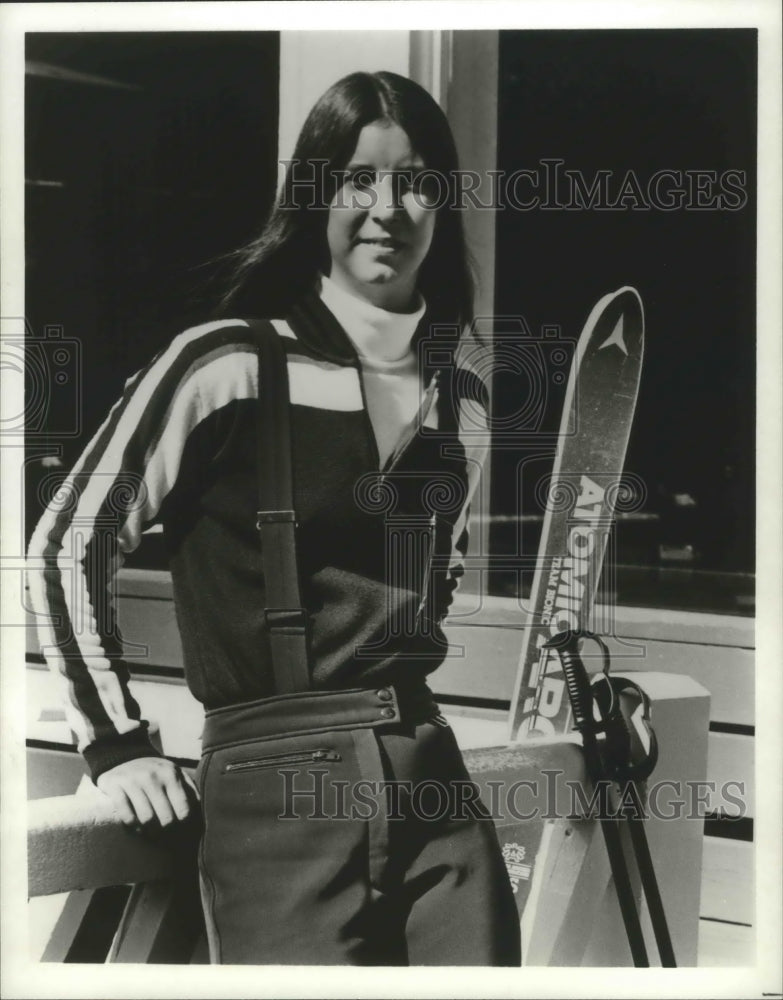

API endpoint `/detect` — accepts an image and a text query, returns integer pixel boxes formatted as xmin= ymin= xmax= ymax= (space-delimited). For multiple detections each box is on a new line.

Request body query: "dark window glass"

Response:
xmin=25 ymin=32 xmax=280 ymax=555
xmin=490 ymin=29 xmax=756 ymax=616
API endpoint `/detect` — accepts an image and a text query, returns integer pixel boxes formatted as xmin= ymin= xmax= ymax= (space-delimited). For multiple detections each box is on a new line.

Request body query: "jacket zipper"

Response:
xmin=354 ymin=360 xmax=382 ymax=470
xmin=415 ymin=511 xmax=438 ymax=623
xmin=224 ymin=749 xmax=342 ymax=773
xmin=379 ymin=369 xmax=441 ymax=478
xmin=372 ymin=369 xmax=441 ymax=625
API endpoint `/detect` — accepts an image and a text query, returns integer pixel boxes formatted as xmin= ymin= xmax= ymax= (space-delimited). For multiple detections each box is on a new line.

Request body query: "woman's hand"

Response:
xmin=96 ymin=757 xmax=200 ymax=831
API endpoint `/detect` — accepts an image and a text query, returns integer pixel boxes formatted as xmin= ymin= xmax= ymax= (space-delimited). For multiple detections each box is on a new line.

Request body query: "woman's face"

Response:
xmin=325 ymin=120 xmax=437 ymax=312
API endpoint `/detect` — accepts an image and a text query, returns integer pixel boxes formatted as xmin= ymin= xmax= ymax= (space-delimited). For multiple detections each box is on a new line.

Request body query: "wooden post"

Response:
xmin=108 ymin=878 xmax=203 ymax=964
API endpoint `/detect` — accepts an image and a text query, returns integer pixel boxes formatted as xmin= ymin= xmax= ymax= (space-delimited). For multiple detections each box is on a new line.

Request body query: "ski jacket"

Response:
xmin=27 ymin=288 xmax=489 ymax=780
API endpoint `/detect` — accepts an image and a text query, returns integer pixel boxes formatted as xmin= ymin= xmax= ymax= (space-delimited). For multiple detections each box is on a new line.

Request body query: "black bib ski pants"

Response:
xmin=196 ymin=683 xmax=521 ymax=965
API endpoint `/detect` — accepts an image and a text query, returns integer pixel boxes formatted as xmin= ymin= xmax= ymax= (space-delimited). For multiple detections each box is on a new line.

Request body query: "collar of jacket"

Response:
xmin=285 ymin=286 xmax=433 ymax=367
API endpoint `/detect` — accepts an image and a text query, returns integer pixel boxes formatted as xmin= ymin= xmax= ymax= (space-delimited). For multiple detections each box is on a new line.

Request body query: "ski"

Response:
xmin=507 ymin=286 xmax=645 ymax=742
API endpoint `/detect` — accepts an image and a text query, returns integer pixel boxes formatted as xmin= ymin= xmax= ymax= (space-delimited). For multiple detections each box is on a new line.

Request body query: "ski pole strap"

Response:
xmin=544 ymin=630 xmax=658 ymax=780
xmin=247 ymin=318 xmax=311 ymax=696
xmin=592 ymin=674 xmax=659 ymax=781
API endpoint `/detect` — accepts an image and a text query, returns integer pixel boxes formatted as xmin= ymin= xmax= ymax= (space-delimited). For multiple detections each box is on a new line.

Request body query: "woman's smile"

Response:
xmin=356 ymin=235 xmax=406 ymax=252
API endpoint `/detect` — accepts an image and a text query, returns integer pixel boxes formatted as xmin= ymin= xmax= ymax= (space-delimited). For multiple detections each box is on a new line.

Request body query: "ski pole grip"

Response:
xmin=544 ymin=630 xmax=596 ymax=733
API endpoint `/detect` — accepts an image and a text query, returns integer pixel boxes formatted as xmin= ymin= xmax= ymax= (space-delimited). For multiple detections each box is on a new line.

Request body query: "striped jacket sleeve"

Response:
xmin=26 ymin=319 xmax=255 ymax=780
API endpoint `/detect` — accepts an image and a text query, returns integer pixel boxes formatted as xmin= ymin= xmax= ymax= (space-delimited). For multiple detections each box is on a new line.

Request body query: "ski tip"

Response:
xmin=611 ymin=286 xmax=645 ymax=345
xmin=611 ymin=285 xmax=644 ymax=316
xmin=580 ymin=285 xmax=645 ymax=357
xmin=589 ymin=285 xmax=643 ymax=312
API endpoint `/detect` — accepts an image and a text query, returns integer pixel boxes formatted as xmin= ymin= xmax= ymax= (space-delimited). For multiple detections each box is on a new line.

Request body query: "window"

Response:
xmin=487 ymin=29 xmax=756 ymax=616
xmin=24 ymin=32 xmax=280 ymax=554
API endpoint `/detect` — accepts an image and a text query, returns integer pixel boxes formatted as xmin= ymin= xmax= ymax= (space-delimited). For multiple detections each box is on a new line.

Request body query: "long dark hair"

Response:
xmin=215 ymin=71 xmax=474 ymax=329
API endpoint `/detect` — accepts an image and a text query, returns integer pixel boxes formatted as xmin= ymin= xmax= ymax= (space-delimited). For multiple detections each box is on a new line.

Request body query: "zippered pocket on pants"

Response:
xmin=224 ymin=748 xmax=342 ymax=774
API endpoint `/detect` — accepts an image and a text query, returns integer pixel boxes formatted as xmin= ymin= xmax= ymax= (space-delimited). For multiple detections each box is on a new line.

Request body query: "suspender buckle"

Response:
xmin=256 ymin=509 xmax=297 ymax=529
xmin=264 ymin=607 xmax=308 ymax=633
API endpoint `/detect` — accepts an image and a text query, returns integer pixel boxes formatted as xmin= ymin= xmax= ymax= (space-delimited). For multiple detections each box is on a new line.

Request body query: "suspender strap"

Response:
xmin=246 ymin=319 xmax=311 ymax=695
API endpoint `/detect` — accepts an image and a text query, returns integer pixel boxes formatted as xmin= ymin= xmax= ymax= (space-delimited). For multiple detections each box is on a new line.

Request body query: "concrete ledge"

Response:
xmin=28 ymin=790 xmax=189 ymax=898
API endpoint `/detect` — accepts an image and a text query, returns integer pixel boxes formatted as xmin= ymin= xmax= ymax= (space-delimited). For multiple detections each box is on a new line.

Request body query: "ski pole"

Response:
xmin=625 ymin=792 xmax=677 ymax=967
xmin=544 ymin=630 xmax=650 ymax=967
xmin=590 ymin=669 xmax=677 ymax=967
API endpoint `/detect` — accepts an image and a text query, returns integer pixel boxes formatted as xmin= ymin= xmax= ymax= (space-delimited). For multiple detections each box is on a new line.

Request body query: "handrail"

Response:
xmin=28 ymin=790 xmax=197 ymax=898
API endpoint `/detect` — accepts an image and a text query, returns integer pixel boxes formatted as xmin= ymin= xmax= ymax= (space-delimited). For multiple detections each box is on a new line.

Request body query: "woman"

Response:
xmin=28 ymin=71 xmax=521 ymax=966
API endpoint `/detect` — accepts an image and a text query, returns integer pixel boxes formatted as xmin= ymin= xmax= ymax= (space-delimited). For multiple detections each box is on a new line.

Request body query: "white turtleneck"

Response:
xmin=318 ymin=273 xmax=427 ymax=465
